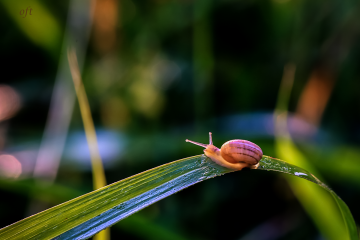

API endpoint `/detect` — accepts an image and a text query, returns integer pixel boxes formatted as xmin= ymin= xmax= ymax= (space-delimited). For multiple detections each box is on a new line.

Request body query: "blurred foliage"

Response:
xmin=1 ymin=0 xmax=360 ymax=239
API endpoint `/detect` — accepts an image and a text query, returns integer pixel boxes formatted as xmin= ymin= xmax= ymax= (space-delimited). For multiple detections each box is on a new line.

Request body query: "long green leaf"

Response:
xmin=0 ymin=155 xmax=231 ymax=240
xmin=258 ymin=156 xmax=358 ymax=240
xmin=0 ymin=155 xmax=357 ymax=239
xmin=0 ymin=179 xmax=190 ymax=240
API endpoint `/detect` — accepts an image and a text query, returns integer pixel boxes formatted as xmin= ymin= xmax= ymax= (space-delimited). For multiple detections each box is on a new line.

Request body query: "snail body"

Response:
xmin=186 ymin=132 xmax=262 ymax=170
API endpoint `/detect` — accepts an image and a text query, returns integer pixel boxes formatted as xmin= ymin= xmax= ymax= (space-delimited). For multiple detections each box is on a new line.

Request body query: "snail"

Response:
xmin=186 ymin=132 xmax=263 ymax=170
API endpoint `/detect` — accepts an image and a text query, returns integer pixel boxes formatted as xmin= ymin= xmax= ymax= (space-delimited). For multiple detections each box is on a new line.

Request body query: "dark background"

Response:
xmin=0 ymin=0 xmax=360 ymax=239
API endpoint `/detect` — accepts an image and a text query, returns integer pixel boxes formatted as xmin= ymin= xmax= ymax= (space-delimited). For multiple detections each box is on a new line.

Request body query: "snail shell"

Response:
xmin=220 ymin=140 xmax=262 ymax=165
xmin=186 ymin=132 xmax=263 ymax=171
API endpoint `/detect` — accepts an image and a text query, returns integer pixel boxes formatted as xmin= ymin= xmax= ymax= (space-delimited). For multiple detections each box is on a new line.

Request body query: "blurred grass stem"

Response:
xmin=68 ymin=47 xmax=109 ymax=240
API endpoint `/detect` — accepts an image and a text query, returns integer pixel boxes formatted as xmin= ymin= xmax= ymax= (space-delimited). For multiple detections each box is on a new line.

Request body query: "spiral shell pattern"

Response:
xmin=220 ymin=140 xmax=263 ymax=165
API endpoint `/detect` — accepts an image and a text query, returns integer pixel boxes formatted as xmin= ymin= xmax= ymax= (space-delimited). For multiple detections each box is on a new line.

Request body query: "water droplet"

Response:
xmin=294 ymin=172 xmax=307 ymax=176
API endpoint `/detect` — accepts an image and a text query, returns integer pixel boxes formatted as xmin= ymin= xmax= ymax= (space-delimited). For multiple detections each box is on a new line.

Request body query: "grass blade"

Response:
xmin=68 ymin=48 xmax=107 ymax=190
xmin=68 ymin=47 xmax=109 ymax=239
xmin=258 ymin=156 xmax=358 ymax=240
xmin=0 ymin=155 xmax=357 ymax=239
xmin=0 ymin=179 xmax=191 ymax=240
xmin=0 ymin=155 xmax=231 ymax=240
xmin=275 ymin=64 xmax=347 ymax=239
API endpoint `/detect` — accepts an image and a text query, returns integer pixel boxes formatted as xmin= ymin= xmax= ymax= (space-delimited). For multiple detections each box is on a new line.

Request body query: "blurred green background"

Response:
xmin=0 ymin=0 xmax=360 ymax=239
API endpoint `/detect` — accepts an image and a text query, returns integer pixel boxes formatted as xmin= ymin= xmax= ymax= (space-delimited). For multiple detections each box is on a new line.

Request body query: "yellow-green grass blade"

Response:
xmin=68 ymin=48 xmax=107 ymax=191
xmin=0 ymin=155 xmax=232 ymax=240
xmin=0 ymin=155 xmax=357 ymax=239
xmin=0 ymin=179 xmax=190 ymax=240
xmin=258 ymin=155 xmax=358 ymax=240
xmin=275 ymin=136 xmax=347 ymax=239
xmin=275 ymin=64 xmax=348 ymax=239
xmin=68 ymin=48 xmax=109 ymax=239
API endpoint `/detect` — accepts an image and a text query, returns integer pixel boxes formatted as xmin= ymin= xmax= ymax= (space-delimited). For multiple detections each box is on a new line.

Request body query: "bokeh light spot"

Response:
xmin=0 ymin=154 xmax=22 ymax=179
xmin=0 ymin=85 xmax=21 ymax=121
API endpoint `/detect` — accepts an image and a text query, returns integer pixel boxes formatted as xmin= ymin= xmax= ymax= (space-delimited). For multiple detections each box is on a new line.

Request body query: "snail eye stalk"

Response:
xmin=186 ymin=132 xmax=214 ymax=148
xmin=185 ymin=139 xmax=208 ymax=148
